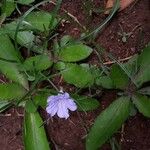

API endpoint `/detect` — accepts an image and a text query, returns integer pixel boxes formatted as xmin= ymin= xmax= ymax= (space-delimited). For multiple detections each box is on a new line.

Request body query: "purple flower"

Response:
xmin=46 ymin=92 xmax=77 ymax=119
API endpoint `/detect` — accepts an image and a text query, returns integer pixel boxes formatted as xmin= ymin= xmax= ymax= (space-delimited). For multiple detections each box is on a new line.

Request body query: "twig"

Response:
xmin=48 ymin=1 xmax=86 ymax=30
xmin=120 ymin=124 xmax=125 ymax=143
xmin=40 ymin=72 xmax=59 ymax=92
xmin=128 ymin=0 xmax=139 ymax=11
xmin=103 ymin=56 xmax=132 ymax=65
xmin=0 ymin=113 xmax=11 ymax=117
xmin=15 ymin=110 xmax=24 ymax=117
xmin=0 ymin=78 xmax=5 ymax=83
xmin=58 ymin=75 xmax=63 ymax=85
xmin=0 ymin=13 xmax=6 ymax=27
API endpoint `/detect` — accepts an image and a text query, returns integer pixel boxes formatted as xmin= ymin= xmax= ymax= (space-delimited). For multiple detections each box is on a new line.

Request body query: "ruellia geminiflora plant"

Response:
xmin=0 ymin=0 xmax=150 ymax=150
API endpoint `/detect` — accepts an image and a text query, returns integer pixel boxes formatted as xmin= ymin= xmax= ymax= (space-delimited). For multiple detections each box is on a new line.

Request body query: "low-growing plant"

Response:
xmin=0 ymin=0 xmax=149 ymax=150
xmin=86 ymin=44 xmax=150 ymax=149
xmin=0 ymin=0 xmax=100 ymax=149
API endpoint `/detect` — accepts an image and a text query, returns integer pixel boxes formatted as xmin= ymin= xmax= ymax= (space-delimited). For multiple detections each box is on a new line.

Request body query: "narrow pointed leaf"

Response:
xmin=132 ymin=94 xmax=150 ymax=117
xmin=0 ymin=101 xmax=12 ymax=113
xmin=138 ymin=87 xmax=150 ymax=96
xmin=59 ymin=44 xmax=93 ymax=62
xmin=25 ymin=100 xmax=37 ymax=113
xmin=24 ymin=111 xmax=50 ymax=150
xmin=86 ymin=96 xmax=131 ymax=150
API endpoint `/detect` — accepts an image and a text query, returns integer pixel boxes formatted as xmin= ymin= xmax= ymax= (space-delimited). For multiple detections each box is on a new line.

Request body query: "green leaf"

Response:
xmin=0 ymin=35 xmax=20 ymax=61
xmin=135 ymin=45 xmax=150 ymax=87
xmin=33 ymin=90 xmax=50 ymax=108
xmin=96 ymin=76 xmax=114 ymax=89
xmin=5 ymin=21 xmax=35 ymax=48
xmin=132 ymin=94 xmax=150 ymax=117
xmin=17 ymin=0 xmax=35 ymax=5
xmin=137 ymin=44 xmax=150 ymax=68
xmin=129 ymin=103 xmax=137 ymax=117
xmin=25 ymin=11 xmax=58 ymax=32
xmin=89 ymin=66 xmax=102 ymax=79
xmin=80 ymin=63 xmax=90 ymax=69
xmin=0 ymin=83 xmax=26 ymax=100
xmin=110 ymin=64 xmax=129 ymax=89
xmin=138 ymin=87 xmax=150 ymax=96
xmin=86 ymin=96 xmax=131 ymax=150
xmin=110 ymin=137 xmax=121 ymax=150
xmin=23 ymin=55 xmax=53 ymax=71
xmin=61 ymin=63 xmax=94 ymax=88
xmin=135 ymin=66 xmax=150 ymax=87
xmin=0 ymin=101 xmax=12 ymax=113
xmin=0 ymin=61 xmax=28 ymax=89
xmin=25 ymin=99 xmax=37 ymax=113
xmin=0 ymin=35 xmax=28 ymax=89
xmin=24 ymin=111 xmax=50 ymax=150
xmin=124 ymin=54 xmax=138 ymax=76
xmin=1 ymin=0 xmax=16 ymax=16
xmin=59 ymin=43 xmax=93 ymax=62
xmin=73 ymin=95 xmax=100 ymax=111
xmin=60 ymin=35 xmax=72 ymax=47
xmin=54 ymin=61 xmax=66 ymax=70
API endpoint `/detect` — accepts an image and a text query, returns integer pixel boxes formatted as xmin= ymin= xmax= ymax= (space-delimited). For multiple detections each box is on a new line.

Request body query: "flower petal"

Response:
xmin=63 ymin=92 xmax=70 ymax=99
xmin=46 ymin=102 xmax=58 ymax=117
xmin=47 ymin=96 xmax=56 ymax=102
xmin=57 ymin=99 xmax=69 ymax=119
xmin=46 ymin=92 xmax=77 ymax=119
xmin=46 ymin=96 xmax=59 ymax=116
xmin=66 ymin=98 xmax=77 ymax=111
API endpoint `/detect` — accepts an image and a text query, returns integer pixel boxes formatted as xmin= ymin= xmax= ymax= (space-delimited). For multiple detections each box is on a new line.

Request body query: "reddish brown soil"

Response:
xmin=0 ymin=0 xmax=150 ymax=150
xmin=44 ymin=91 xmax=150 ymax=150
xmin=45 ymin=1 xmax=150 ymax=149
xmin=0 ymin=108 xmax=23 ymax=150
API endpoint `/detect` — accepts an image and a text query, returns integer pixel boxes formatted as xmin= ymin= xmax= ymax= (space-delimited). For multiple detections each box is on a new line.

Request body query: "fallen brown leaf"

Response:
xmin=105 ymin=0 xmax=135 ymax=14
